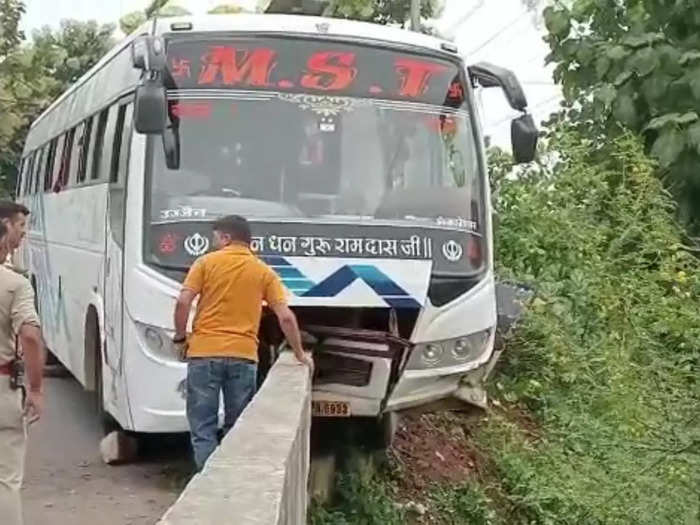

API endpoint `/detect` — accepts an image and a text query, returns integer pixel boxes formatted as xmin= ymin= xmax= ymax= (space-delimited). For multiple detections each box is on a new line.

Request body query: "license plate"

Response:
xmin=312 ymin=401 xmax=351 ymax=417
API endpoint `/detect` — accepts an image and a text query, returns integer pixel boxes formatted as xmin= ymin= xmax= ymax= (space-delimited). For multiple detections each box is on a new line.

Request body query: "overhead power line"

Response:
xmin=463 ymin=8 xmax=531 ymax=58
xmin=443 ymin=0 xmax=486 ymax=38
xmin=485 ymin=93 xmax=562 ymax=129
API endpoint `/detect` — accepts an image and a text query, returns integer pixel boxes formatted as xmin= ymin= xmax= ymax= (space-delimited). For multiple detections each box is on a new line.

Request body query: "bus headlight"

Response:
xmin=422 ymin=343 xmax=444 ymax=365
xmin=452 ymin=330 xmax=490 ymax=361
xmin=144 ymin=326 xmax=165 ymax=351
xmin=135 ymin=322 xmax=178 ymax=361
xmin=453 ymin=338 xmax=470 ymax=359
xmin=407 ymin=329 xmax=492 ymax=371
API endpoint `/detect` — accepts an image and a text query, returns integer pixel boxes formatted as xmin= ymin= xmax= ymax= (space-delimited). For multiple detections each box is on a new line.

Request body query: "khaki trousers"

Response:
xmin=0 ymin=379 xmax=25 ymax=525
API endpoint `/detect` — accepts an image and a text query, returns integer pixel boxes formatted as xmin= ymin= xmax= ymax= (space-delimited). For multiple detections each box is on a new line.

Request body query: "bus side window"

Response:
xmin=76 ymin=119 xmax=91 ymax=184
xmin=19 ymin=155 xmax=32 ymax=197
xmin=91 ymin=108 xmax=109 ymax=180
xmin=27 ymin=153 xmax=36 ymax=195
xmin=107 ymin=102 xmax=133 ymax=249
xmin=43 ymin=138 xmax=57 ymax=192
xmin=67 ymin=123 xmax=84 ymax=188
xmin=16 ymin=158 xmax=24 ymax=198
xmin=18 ymin=156 xmax=26 ymax=196
xmin=116 ymin=103 xmax=133 ymax=185
xmin=55 ymin=128 xmax=75 ymax=191
xmin=49 ymin=135 xmax=65 ymax=193
xmin=30 ymin=151 xmax=39 ymax=195
xmin=110 ymin=105 xmax=128 ymax=184
xmin=100 ymin=105 xmax=120 ymax=184
xmin=32 ymin=147 xmax=46 ymax=196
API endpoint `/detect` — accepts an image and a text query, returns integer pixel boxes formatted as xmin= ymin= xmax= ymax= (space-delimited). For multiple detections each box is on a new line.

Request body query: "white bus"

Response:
xmin=17 ymin=13 xmax=536 ymax=435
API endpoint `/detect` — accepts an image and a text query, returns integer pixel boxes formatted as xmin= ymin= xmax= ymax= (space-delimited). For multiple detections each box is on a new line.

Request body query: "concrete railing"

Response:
xmin=159 ymin=352 xmax=312 ymax=525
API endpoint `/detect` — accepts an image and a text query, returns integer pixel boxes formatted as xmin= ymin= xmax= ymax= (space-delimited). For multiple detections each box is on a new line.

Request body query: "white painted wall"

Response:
xmin=159 ymin=352 xmax=311 ymax=525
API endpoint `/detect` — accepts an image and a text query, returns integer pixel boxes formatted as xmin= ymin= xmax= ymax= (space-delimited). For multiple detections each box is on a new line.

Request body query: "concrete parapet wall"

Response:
xmin=159 ymin=352 xmax=312 ymax=525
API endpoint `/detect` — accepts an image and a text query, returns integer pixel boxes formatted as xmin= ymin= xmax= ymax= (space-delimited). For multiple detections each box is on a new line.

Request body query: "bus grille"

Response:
xmin=314 ymin=353 xmax=373 ymax=387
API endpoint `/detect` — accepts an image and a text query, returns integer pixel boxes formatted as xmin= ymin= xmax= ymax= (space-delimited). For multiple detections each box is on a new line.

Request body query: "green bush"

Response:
xmin=311 ymin=127 xmax=700 ymax=524
xmin=309 ymin=457 xmax=404 ymax=525
xmin=484 ymin=128 xmax=700 ymax=524
xmin=428 ymin=484 xmax=502 ymax=525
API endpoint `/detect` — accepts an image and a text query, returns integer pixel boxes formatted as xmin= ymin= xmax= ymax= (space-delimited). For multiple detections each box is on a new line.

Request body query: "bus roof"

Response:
xmin=27 ymin=13 xmax=459 ymax=148
xmin=152 ymin=13 xmax=454 ymax=53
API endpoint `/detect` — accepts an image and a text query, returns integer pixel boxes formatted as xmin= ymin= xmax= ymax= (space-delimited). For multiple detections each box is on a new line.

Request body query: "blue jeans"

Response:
xmin=186 ymin=358 xmax=257 ymax=470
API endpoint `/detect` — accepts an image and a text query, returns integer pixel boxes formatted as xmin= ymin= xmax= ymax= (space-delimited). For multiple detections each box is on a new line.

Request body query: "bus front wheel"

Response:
xmin=85 ymin=314 xmax=117 ymax=435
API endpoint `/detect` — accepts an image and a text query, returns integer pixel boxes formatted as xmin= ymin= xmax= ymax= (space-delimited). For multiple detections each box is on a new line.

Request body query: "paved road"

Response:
xmin=22 ymin=376 xmax=192 ymax=525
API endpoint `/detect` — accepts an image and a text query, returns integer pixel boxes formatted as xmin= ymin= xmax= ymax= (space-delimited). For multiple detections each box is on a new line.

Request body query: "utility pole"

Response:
xmin=410 ymin=0 xmax=420 ymax=32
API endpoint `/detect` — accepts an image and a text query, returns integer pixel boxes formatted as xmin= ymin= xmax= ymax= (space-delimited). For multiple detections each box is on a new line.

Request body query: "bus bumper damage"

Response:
xmin=306 ymin=324 xmax=499 ymax=418
xmin=307 ymin=282 xmax=533 ymax=417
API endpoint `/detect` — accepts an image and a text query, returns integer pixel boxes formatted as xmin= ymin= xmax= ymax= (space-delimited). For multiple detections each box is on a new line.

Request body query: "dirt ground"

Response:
xmin=22 ymin=377 xmax=192 ymax=525
xmin=389 ymin=410 xmax=488 ymax=501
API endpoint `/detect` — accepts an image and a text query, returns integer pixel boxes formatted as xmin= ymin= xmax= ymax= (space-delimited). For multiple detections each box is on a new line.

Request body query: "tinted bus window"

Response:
xmin=68 ymin=123 xmax=84 ymax=186
xmin=55 ymin=128 xmax=75 ymax=191
xmin=19 ymin=156 xmax=33 ymax=196
xmin=147 ymin=37 xmax=483 ymax=275
xmin=44 ymin=139 xmax=57 ymax=192
xmin=33 ymin=147 xmax=45 ymax=195
xmin=110 ymin=105 xmax=127 ymax=183
xmin=92 ymin=108 xmax=109 ymax=180
xmin=77 ymin=118 xmax=93 ymax=184
xmin=116 ymin=103 xmax=133 ymax=185
xmin=16 ymin=158 xmax=24 ymax=197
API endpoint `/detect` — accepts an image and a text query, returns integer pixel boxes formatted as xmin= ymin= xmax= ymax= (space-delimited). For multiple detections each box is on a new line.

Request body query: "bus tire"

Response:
xmin=31 ymin=275 xmax=58 ymax=366
xmin=382 ymin=411 xmax=399 ymax=449
xmin=86 ymin=313 xmax=118 ymax=435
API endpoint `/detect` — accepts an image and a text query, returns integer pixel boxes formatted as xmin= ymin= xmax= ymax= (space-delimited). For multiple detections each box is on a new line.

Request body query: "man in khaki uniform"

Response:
xmin=0 ymin=202 xmax=44 ymax=525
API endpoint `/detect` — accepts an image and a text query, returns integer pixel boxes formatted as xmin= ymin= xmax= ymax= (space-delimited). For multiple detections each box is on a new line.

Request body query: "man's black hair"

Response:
xmin=0 ymin=200 xmax=30 ymax=220
xmin=212 ymin=215 xmax=252 ymax=244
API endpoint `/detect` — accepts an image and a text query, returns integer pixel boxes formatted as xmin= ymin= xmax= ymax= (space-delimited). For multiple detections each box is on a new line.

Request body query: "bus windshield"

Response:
xmin=148 ymin=36 xmax=482 ymax=232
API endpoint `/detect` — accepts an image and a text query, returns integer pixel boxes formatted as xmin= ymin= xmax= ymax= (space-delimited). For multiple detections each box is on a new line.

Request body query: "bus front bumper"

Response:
xmin=311 ymin=327 xmax=498 ymax=417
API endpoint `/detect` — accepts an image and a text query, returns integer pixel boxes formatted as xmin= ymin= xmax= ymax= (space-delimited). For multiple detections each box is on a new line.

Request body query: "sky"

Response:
xmin=434 ymin=0 xmax=562 ymax=145
xmin=20 ymin=0 xmax=562 ymax=147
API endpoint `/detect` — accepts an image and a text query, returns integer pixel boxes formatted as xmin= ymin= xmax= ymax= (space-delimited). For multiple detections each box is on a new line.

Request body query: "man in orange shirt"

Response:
xmin=173 ymin=215 xmax=313 ymax=470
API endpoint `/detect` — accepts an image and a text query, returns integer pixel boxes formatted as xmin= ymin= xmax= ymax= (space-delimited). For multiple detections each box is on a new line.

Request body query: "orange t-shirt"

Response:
xmin=182 ymin=244 xmax=287 ymax=361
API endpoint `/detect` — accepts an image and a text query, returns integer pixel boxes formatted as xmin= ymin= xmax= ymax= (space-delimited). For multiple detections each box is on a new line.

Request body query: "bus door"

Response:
xmin=103 ymin=100 xmax=134 ymax=376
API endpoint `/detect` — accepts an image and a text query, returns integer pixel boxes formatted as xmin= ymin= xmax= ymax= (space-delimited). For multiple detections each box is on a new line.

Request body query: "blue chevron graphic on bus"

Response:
xmin=262 ymin=256 xmax=421 ymax=309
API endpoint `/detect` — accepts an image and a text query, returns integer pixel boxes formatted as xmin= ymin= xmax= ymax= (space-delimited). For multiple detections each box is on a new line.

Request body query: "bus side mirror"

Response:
xmin=132 ymin=35 xmax=168 ymax=135
xmin=468 ymin=62 xmax=538 ymax=164
xmin=134 ymin=79 xmax=167 ymax=134
xmin=131 ymin=36 xmax=166 ymax=72
xmin=511 ymin=114 xmax=538 ymax=164
xmin=468 ymin=62 xmax=527 ymax=111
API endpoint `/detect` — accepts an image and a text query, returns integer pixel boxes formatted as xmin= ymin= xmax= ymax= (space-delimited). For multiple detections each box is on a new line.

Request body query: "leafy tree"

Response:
xmin=208 ymin=4 xmax=245 ymax=14
xmin=0 ymin=0 xmax=24 ymax=60
xmin=157 ymin=5 xmax=192 ymax=17
xmin=265 ymin=0 xmax=442 ymax=28
xmin=540 ymin=0 xmax=700 ymax=233
xmin=0 ymin=0 xmax=26 ymax=195
xmin=0 ymin=18 xmax=115 ymax=195
xmin=119 ymin=11 xmax=147 ymax=36
xmin=30 ymin=21 xmax=115 ymax=91
xmin=324 ymin=0 xmax=442 ymax=27
xmin=120 ymin=0 xmax=191 ymax=36
xmin=145 ymin=0 xmax=170 ymax=18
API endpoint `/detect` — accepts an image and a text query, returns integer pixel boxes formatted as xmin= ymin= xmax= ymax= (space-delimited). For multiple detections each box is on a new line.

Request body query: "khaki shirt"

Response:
xmin=0 ymin=265 xmax=40 ymax=364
